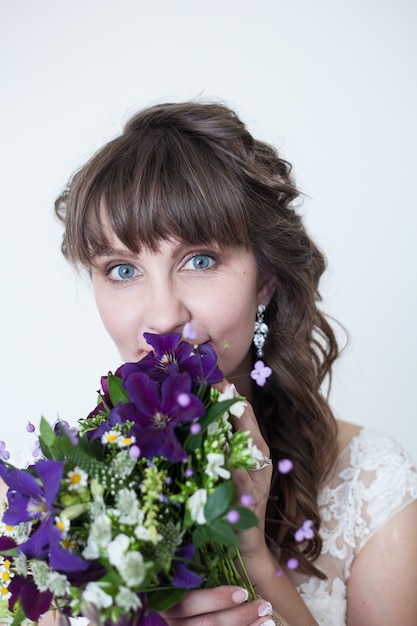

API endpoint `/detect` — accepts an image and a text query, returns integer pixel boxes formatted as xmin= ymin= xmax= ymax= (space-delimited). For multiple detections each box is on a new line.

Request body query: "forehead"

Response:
xmin=86 ymin=194 xmax=252 ymax=261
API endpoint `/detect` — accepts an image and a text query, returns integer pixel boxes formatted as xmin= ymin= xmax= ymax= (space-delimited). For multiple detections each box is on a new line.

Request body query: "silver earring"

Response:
xmin=253 ymin=304 xmax=269 ymax=358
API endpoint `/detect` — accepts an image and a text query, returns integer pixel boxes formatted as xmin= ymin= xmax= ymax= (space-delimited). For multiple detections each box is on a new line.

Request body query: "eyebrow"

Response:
xmin=95 ymin=248 xmax=136 ymax=258
xmin=91 ymin=240 xmax=221 ymax=264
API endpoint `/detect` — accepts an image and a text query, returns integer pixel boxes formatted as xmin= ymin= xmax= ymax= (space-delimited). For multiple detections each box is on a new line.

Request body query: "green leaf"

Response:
xmin=39 ymin=416 xmax=56 ymax=447
xmin=198 ymin=398 xmax=239 ymax=430
xmin=10 ymin=606 xmax=27 ymax=626
xmin=228 ymin=506 xmax=259 ymax=530
xmin=206 ymin=519 xmax=238 ymax=546
xmin=192 ymin=524 xmax=209 ymax=548
xmin=147 ymin=587 xmax=188 ymax=612
xmin=108 ymin=375 xmax=129 ymax=406
xmin=184 ymin=432 xmax=202 ymax=452
xmin=0 ymin=546 xmax=19 ymax=558
xmin=204 ymin=481 xmax=233 ymax=522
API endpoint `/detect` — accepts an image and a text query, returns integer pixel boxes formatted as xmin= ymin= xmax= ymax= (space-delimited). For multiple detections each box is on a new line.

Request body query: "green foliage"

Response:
xmin=204 ymin=482 xmax=233 ymax=521
xmin=146 ymin=587 xmax=188 ymax=612
xmin=108 ymin=374 xmax=129 ymax=406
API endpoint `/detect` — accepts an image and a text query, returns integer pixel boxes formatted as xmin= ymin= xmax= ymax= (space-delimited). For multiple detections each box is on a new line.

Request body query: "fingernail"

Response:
xmin=232 ymin=587 xmax=249 ymax=603
xmin=258 ymin=601 xmax=272 ymax=617
xmin=260 ymin=620 xmax=275 ymax=626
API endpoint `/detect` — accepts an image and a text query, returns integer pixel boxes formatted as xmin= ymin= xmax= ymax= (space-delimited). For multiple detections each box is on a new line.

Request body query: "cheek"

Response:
xmin=213 ymin=301 xmax=257 ymax=373
xmin=93 ymin=289 xmax=133 ymax=347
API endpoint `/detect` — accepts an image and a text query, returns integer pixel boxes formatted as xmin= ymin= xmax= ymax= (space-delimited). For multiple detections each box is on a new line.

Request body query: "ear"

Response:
xmin=257 ymin=274 xmax=278 ymax=307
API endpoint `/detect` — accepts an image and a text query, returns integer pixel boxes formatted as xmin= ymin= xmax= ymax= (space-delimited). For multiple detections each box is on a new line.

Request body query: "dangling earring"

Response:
xmin=251 ymin=304 xmax=272 ymax=386
xmin=253 ymin=304 xmax=269 ymax=358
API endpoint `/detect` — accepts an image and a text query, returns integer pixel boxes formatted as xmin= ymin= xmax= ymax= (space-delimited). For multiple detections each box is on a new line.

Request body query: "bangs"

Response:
xmin=70 ymin=126 xmax=252 ymax=264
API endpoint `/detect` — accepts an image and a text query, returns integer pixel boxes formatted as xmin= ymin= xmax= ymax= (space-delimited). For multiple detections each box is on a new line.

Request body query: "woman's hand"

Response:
xmin=211 ymin=382 xmax=319 ymax=626
xmin=217 ymin=379 xmax=273 ymax=556
xmin=161 ymin=586 xmax=276 ymax=626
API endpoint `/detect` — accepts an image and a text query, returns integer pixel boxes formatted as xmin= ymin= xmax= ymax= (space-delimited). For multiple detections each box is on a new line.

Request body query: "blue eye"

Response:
xmin=186 ymin=255 xmax=214 ymax=270
xmin=109 ymin=264 xmax=137 ymax=280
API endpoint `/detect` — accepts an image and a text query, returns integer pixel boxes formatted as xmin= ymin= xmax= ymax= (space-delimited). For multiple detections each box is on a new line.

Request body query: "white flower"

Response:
xmin=101 ymin=430 xmax=120 ymax=445
xmin=55 ymin=515 xmax=70 ymax=537
xmin=205 ymin=452 xmax=231 ymax=481
xmin=110 ymin=450 xmax=137 ymax=478
xmin=0 ymin=522 xmax=15 ymax=538
xmin=115 ymin=586 xmax=143 ymax=612
xmin=88 ymin=495 xmax=106 ymax=518
xmin=0 ymin=587 xmax=11 ymax=601
xmin=134 ymin=524 xmax=161 ymax=543
xmin=0 ymin=557 xmax=14 ymax=588
xmin=119 ymin=551 xmax=146 ymax=587
xmin=82 ymin=582 xmax=113 ymax=609
xmin=107 ymin=533 xmax=130 ymax=568
xmin=31 ymin=560 xmax=51 ymax=591
xmin=218 ymin=384 xmax=246 ymax=418
xmin=13 ymin=552 xmax=27 ymax=576
xmin=115 ymin=489 xmax=144 ymax=525
xmin=13 ymin=522 xmax=32 ymax=544
xmin=207 ymin=421 xmax=220 ymax=436
xmin=188 ymin=488 xmax=207 ymax=524
xmin=47 ymin=571 xmax=70 ymax=596
xmin=107 ymin=535 xmax=146 ymax=587
xmin=82 ymin=513 xmax=112 ymax=559
xmin=117 ymin=435 xmax=136 ymax=448
xmin=67 ymin=467 xmax=88 ymax=492
xmin=248 ymin=438 xmax=266 ymax=468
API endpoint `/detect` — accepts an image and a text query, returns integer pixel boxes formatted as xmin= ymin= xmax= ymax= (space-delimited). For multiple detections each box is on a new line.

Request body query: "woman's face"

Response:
xmin=91 ymin=229 xmax=275 ymax=391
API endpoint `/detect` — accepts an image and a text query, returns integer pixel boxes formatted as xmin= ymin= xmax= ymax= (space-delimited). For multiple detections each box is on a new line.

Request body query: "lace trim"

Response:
xmin=290 ymin=428 xmax=417 ymax=626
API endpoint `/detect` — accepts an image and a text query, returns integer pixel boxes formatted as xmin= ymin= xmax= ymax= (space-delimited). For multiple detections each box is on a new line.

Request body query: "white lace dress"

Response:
xmin=287 ymin=428 xmax=417 ymax=626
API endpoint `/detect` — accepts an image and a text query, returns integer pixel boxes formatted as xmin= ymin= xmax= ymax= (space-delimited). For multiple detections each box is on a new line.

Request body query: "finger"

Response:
xmin=162 ymin=586 xmax=249 ymax=618
xmin=163 ymin=592 xmax=276 ymax=626
xmin=214 ymin=379 xmax=269 ymax=453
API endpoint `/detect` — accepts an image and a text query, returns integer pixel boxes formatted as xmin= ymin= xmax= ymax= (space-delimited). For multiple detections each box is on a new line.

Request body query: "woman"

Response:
xmin=55 ymin=101 xmax=417 ymax=625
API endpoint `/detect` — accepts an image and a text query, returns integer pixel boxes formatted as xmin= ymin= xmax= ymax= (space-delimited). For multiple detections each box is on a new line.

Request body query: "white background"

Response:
xmin=1 ymin=0 xmax=416 ymax=464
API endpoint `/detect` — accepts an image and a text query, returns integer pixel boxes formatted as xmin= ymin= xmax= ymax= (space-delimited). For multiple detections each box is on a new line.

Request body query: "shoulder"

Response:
xmin=329 ymin=421 xmax=417 ymax=550
xmin=336 ymin=420 xmax=417 ymax=474
xmin=336 ymin=419 xmax=362 ymax=452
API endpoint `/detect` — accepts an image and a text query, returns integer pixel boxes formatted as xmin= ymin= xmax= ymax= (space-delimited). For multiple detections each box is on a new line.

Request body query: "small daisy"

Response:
xmin=67 ymin=467 xmax=88 ymax=492
xmin=0 ymin=523 xmax=15 ymax=538
xmin=101 ymin=430 xmax=120 ymax=445
xmin=117 ymin=435 xmax=136 ymax=448
xmin=55 ymin=516 xmax=70 ymax=538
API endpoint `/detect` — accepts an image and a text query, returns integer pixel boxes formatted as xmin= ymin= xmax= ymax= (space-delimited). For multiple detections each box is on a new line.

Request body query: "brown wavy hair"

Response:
xmin=55 ymin=101 xmax=340 ymax=578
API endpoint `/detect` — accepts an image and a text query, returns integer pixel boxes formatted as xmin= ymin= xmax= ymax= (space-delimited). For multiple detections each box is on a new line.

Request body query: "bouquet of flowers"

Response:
xmin=0 ymin=331 xmax=265 ymax=625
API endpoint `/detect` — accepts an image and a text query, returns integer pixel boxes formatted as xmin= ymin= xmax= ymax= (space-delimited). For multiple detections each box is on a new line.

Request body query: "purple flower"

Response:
xmin=294 ymin=519 xmax=314 ymax=542
xmin=227 ymin=510 xmax=240 ymax=524
xmin=278 ymin=458 xmax=293 ymax=474
xmin=250 ymin=360 xmax=272 ymax=386
xmin=54 ymin=419 xmax=79 ymax=445
xmin=240 ymin=493 xmax=253 ymax=507
xmin=139 ymin=614 xmax=169 ymax=626
xmin=0 ymin=460 xmax=88 ymax=572
xmin=8 ymin=570 xmax=53 ymax=621
xmin=112 ymin=371 xmax=205 ymax=462
xmin=182 ymin=322 xmax=197 ymax=340
xmin=123 ymin=333 xmax=223 ymax=386
xmin=190 ymin=423 xmax=201 ymax=435
xmin=87 ymin=365 xmax=124 ymax=419
xmin=171 ymin=544 xmax=204 ymax=588
xmin=0 ymin=440 xmax=10 ymax=461
xmin=32 ymin=440 xmax=41 ymax=458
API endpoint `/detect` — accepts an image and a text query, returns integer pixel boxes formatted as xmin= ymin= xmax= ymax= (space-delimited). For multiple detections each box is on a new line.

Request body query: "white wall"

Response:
xmin=1 ymin=0 xmax=416 ymax=463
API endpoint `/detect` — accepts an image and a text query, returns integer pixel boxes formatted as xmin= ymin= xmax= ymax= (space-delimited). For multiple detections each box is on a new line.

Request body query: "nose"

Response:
xmin=144 ymin=280 xmax=190 ymax=336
